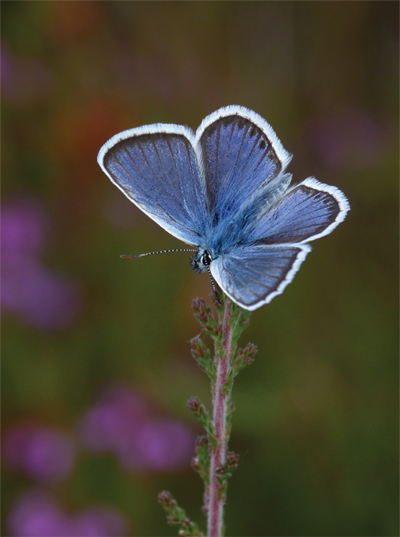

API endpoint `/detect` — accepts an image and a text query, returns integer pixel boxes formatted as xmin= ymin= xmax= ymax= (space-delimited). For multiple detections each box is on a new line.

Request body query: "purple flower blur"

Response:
xmin=1 ymin=197 xmax=81 ymax=331
xmin=1 ymin=42 xmax=53 ymax=105
xmin=7 ymin=489 xmax=129 ymax=537
xmin=3 ymin=423 xmax=76 ymax=482
xmin=120 ymin=418 xmax=195 ymax=471
xmin=69 ymin=507 xmax=129 ymax=537
xmin=81 ymin=384 xmax=195 ymax=472
xmin=6 ymin=490 xmax=68 ymax=537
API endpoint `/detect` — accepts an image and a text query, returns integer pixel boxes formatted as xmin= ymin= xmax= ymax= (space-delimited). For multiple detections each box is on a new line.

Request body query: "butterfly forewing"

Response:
xmin=211 ymin=244 xmax=311 ymax=310
xmin=197 ymin=108 xmax=292 ymax=225
xmin=100 ymin=130 xmax=208 ymax=246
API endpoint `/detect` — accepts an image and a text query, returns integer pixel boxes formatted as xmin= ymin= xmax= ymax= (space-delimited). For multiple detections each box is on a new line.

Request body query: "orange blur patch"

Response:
xmin=53 ymin=97 xmax=132 ymax=212
xmin=49 ymin=2 xmax=103 ymax=44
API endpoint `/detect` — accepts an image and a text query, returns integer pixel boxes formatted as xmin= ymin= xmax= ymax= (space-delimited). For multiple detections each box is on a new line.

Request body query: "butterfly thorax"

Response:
xmin=190 ymin=211 xmax=253 ymax=274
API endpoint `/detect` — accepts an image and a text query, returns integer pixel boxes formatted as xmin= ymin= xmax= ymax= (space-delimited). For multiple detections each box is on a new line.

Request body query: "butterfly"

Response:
xmin=97 ymin=105 xmax=350 ymax=311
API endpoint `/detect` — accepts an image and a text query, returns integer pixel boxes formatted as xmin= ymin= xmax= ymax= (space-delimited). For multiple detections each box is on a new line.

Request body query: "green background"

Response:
xmin=2 ymin=2 xmax=398 ymax=536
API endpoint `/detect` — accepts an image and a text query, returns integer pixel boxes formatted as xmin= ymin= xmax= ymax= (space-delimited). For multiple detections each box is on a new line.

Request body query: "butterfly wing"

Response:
xmin=211 ymin=178 xmax=350 ymax=310
xmin=98 ymin=109 xmax=350 ymax=311
xmin=247 ymin=178 xmax=350 ymax=245
xmin=211 ymin=243 xmax=311 ymax=311
xmin=98 ymin=124 xmax=209 ymax=246
xmin=196 ymin=105 xmax=293 ymax=226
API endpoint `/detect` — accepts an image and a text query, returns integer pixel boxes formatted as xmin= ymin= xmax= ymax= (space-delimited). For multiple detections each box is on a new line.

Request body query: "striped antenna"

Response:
xmin=121 ymin=248 xmax=221 ymax=304
xmin=121 ymin=248 xmax=197 ymax=258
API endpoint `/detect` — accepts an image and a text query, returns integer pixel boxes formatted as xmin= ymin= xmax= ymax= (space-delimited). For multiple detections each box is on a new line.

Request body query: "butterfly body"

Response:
xmin=98 ymin=106 xmax=350 ymax=310
xmin=190 ymin=248 xmax=212 ymax=274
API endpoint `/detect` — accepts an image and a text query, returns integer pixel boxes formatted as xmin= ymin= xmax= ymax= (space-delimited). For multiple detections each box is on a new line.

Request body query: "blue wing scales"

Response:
xmin=98 ymin=127 xmax=209 ymax=246
xmin=211 ymin=244 xmax=311 ymax=310
xmin=196 ymin=106 xmax=292 ymax=226
xmin=247 ymin=178 xmax=350 ymax=245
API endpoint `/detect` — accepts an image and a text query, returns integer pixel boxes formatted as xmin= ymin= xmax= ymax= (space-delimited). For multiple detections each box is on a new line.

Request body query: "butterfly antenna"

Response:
xmin=206 ymin=265 xmax=221 ymax=305
xmin=121 ymin=248 xmax=197 ymax=258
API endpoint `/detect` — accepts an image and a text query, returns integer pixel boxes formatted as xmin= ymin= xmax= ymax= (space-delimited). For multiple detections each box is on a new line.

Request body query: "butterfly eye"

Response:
xmin=201 ymin=251 xmax=212 ymax=266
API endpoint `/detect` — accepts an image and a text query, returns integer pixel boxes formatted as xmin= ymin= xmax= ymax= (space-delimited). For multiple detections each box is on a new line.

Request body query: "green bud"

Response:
xmin=187 ymin=398 xmax=218 ymax=449
xmin=190 ymin=336 xmax=216 ymax=382
xmin=158 ymin=491 xmax=204 ymax=536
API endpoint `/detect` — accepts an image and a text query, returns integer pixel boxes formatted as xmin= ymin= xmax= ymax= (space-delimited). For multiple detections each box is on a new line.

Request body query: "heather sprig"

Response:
xmin=159 ymin=293 xmax=256 ymax=537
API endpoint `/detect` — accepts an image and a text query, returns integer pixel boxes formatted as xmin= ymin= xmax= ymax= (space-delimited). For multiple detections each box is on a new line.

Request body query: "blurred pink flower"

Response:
xmin=1 ymin=42 xmax=53 ymax=105
xmin=120 ymin=418 xmax=195 ymax=471
xmin=69 ymin=507 xmax=129 ymax=537
xmin=3 ymin=423 xmax=76 ymax=482
xmin=6 ymin=490 xmax=68 ymax=537
xmin=81 ymin=384 xmax=195 ymax=472
xmin=1 ymin=197 xmax=47 ymax=261
xmin=7 ymin=489 xmax=129 ymax=537
xmin=80 ymin=384 xmax=148 ymax=453
xmin=1 ymin=197 xmax=81 ymax=331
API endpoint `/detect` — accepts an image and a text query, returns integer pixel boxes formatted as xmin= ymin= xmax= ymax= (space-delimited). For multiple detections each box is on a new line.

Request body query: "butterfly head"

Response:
xmin=190 ymin=248 xmax=213 ymax=274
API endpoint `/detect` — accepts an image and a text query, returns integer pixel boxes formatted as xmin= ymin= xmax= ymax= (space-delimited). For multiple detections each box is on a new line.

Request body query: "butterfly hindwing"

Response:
xmin=247 ymin=178 xmax=350 ymax=245
xmin=98 ymin=126 xmax=209 ymax=246
xmin=211 ymin=243 xmax=311 ymax=310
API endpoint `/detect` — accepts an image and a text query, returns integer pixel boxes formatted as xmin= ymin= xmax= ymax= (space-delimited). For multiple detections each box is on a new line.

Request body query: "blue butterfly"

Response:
xmin=98 ymin=105 xmax=350 ymax=310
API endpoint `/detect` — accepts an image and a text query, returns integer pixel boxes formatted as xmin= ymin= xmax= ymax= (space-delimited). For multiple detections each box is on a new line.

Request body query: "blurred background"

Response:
xmin=2 ymin=2 xmax=398 ymax=536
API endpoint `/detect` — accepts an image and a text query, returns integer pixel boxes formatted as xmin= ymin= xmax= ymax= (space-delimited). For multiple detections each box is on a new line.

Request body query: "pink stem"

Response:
xmin=207 ymin=298 xmax=233 ymax=537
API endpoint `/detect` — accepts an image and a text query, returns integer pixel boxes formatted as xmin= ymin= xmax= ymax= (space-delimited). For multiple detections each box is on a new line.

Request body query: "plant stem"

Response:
xmin=207 ymin=298 xmax=233 ymax=537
